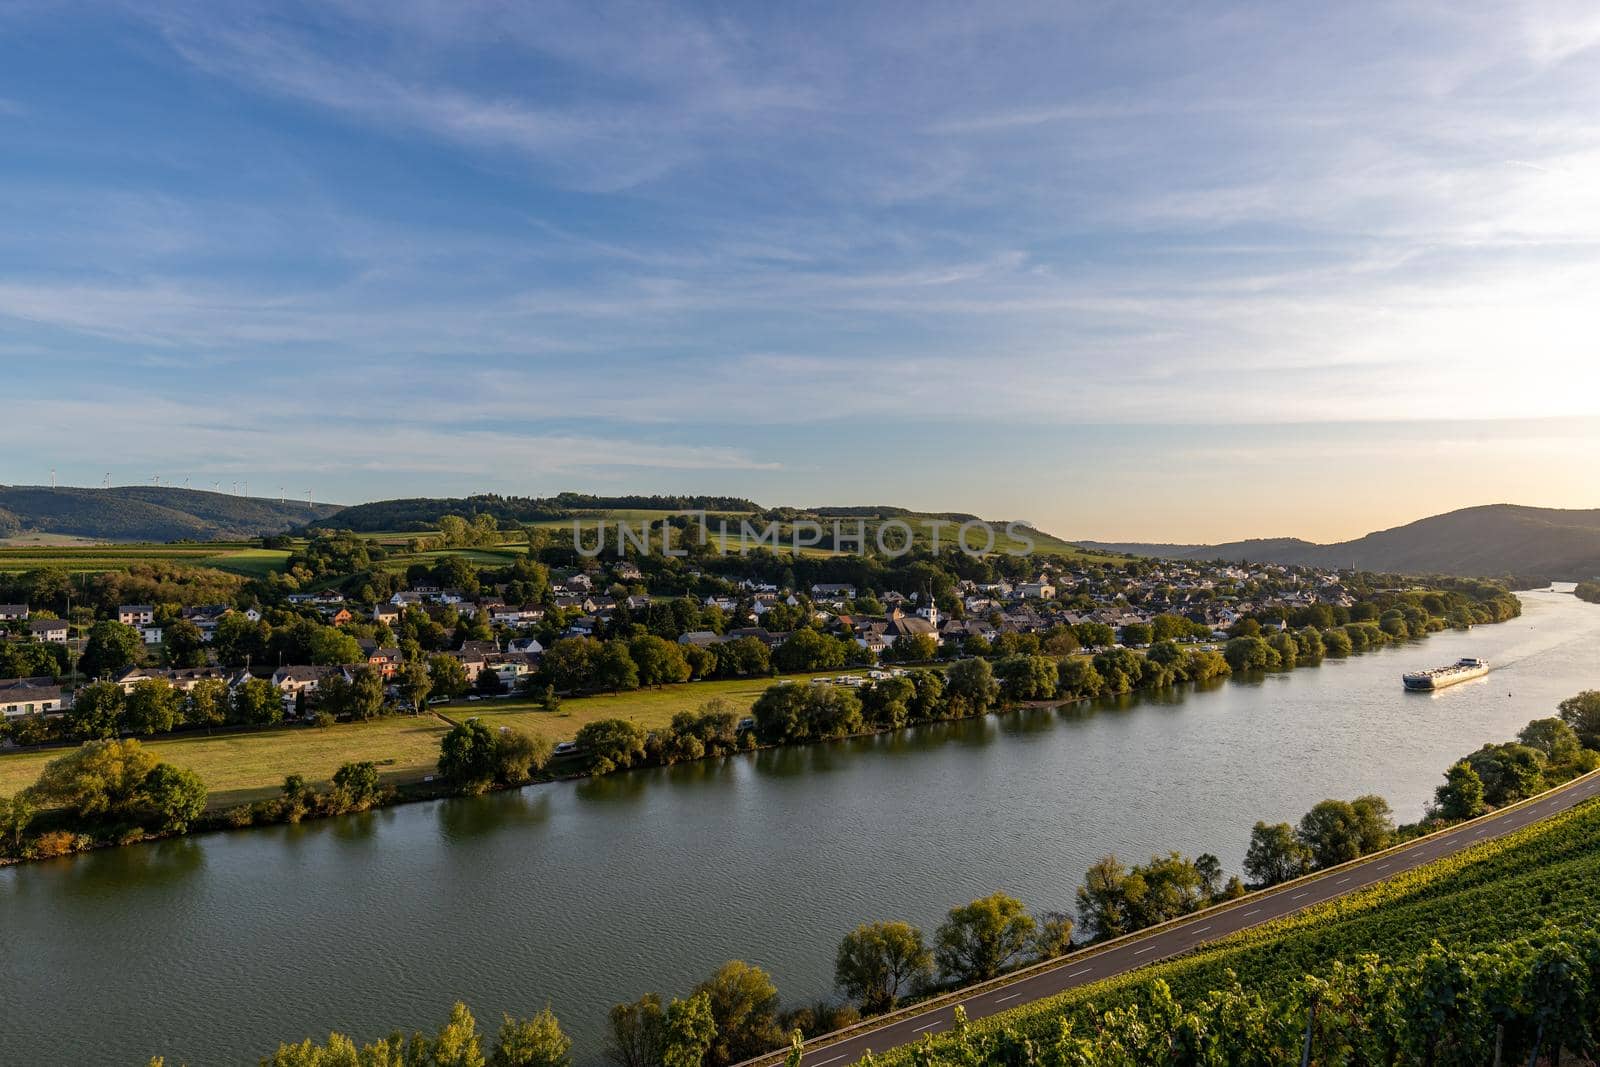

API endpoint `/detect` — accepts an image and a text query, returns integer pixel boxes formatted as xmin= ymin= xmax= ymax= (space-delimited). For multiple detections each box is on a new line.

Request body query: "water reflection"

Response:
xmin=437 ymin=789 xmax=553 ymax=840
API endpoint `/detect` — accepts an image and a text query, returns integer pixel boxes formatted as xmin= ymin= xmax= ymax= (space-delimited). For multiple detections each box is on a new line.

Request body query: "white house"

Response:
xmin=0 ymin=678 xmax=64 ymax=718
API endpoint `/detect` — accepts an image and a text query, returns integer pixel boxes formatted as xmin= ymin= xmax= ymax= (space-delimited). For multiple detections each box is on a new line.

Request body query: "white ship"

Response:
xmin=1403 ymin=657 xmax=1489 ymax=691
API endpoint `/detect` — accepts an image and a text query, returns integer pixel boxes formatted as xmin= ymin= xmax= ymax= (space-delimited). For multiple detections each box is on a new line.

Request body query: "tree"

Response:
xmin=606 ymin=995 xmax=665 ymax=1067
xmin=1555 ymin=687 xmax=1600 ymax=748
xmin=65 ymin=680 xmax=125 ymax=739
xmin=124 ymin=679 xmax=181 ymax=736
xmin=439 ymin=720 xmax=498 ymax=786
xmin=772 ymin=628 xmax=849 ymax=674
xmin=693 ymin=960 xmax=781 ymax=1067
xmin=135 ymin=763 xmax=207 ymax=831
xmin=1033 ymin=912 xmax=1074 ymax=960
xmin=322 ymin=665 xmax=386 ymax=720
xmin=1077 ymin=854 xmax=1133 ymax=941
xmin=1223 ymin=636 xmax=1280 ymax=672
xmin=630 ymin=635 xmax=692 ymax=688
xmin=1244 ymin=820 xmax=1310 ymax=886
xmin=1 ymin=793 xmax=34 ymax=856
xmin=575 ymin=718 xmax=648 ymax=775
xmin=716 ymin=637 xmax=770 ymax=678
xmin=230 ymin=677 xmax=285 ymax=726
xmin=430 ymin=654 xmax=472 ymax=701
xmin=308 ymin=626 xmax=363 ymax=666
xmin=433 ymin=1001 xmax=487 ymax=1067
xmin=542 ymin=637 xmax=601 ymax=692
xmin=1434 ymin=760 xmax=1487 ymax=820
xmin=80 ymin=620 xmax=143 ymax=679
xmin=493 ymin=728 xmax=554 ymax=785
xmin=593 ymin=641 xmax=640 ymax=692
xmin=934 ymin=892 xmax=1037 ymax=983
xmin=662 ymin=992 xmax=718 ymax=1067
xmin=995 ymin=654 xmax=1057 ymax=702
xmin=185 ymin=678 xmax=229 ymax=727
xmin=28 ymin=738 xmax=155 ymax=821
xmin=1518 ymin=717 xmax=1582 ymax=764
xmin=835 ymin=921 xmax=934 ymax=1014
xmin=399 ymin=661 xmax=434 ymax=711
xmin=1298 ymin=800 xmax=1365 ymax=868
xmin=162 ymin=619 xmax=209 ymax=668
xmin=944 ymin=657 xmax=1000 ymax=717
xmin=332 ymin=761 xmax=382 ymax=809
xmin=1464 ymin=742 xmax=1546 ymax=806
xmin=490 ymin=1007 xmax=570 ymax=1067
xmin=1056 ymin=658 xmax=1105 ymax=700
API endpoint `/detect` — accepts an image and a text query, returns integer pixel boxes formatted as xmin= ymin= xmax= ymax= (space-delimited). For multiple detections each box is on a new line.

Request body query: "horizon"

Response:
xmin=4 ymin=3 xmax=1599 ymax=540
xmin=3 ymin=479 xmax=1594 ymax=548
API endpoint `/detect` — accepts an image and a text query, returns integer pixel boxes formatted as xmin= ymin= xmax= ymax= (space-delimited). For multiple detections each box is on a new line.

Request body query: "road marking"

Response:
xmin=808 ymin=1056 xmax=846 ymax=1066
xmin=1290 ymin=891 xmax=1308 ymax=900
xmin=995 ymin=992 xmax=1022 ymax=1003
xmin=913 ymin=1021 xmax=943 ymax=1033
xmin=1375 ymin=863 xmax=1391 ymax=870
xmin=1067 ymin=967 xmax=1093 ymax=978
xmin=1134 ymin=945 xmax=1158 ymax=955
xmin=1189 ymin=925 xmax=1211 ymax=934
xmin=1242 ymin=908 xmax=1260 ymax=917
xmin=1335 ymin=877 xmax=1349 ymax=885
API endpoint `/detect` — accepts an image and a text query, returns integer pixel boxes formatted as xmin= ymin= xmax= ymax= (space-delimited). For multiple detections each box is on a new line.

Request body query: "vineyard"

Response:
xmin=876 ymin=797 xmax=1600 ymax=1064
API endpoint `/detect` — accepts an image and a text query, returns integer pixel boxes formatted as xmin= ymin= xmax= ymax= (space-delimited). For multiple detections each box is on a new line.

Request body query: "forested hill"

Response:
xmin=319 ymin=492 xmax=762 ymax=532
xmin=0 ymin=485 xmax=341 ymax=542
xmin=1080 ymin=504 xmax=1600 ymax=580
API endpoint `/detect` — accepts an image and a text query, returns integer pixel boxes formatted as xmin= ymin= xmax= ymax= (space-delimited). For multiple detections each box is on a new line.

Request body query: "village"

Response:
xmin=0 ymin=554 xmax=1361 ymax=728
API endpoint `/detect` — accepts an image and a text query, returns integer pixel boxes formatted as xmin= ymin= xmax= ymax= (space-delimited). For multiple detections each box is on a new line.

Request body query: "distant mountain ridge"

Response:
xmin=0 ymin=485 xmax=342 ymax=542
xmin=1079 ymin=504 xmax=1600 ymax=580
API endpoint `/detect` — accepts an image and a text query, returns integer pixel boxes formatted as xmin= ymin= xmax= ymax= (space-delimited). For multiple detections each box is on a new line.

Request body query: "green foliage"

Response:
xmin=944 ymin=657 xmax=1000 ymax=716
xmin=934 ymin=892 xmax=1037 ymax=984
xmin=64 ymin=680 xmax=125 ymax=739
xmin=80 ymin=619 xmax=143 ymax=679
xmin=575 ymin=718 xmax=649 ymax=775
xmin=750 ymin=683 xmax=863 ymax=744
xmin=331 ymin=761 xmax=382 ymax=810
xmin=24 ymin=738 xmax=206 ymax=833
xmin=1243 ymin=821 xmax=1311 ymax=887
xmin=835 ymin=921 xmax=935 ymax=1014
xmin=1559 ymin=690 xmax=1600 ymax=750
xmin=693 ymin=960 xmax=781 ymax=1067
xmin=439 ymin=720 xmax=499 ymax=785
xmin=1433 ymin=760 xmax=1488 ymax=820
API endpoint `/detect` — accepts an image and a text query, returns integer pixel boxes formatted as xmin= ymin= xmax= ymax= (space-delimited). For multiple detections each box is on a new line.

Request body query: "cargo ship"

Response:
xmin=1403 ymin=657 xmax=1489 ymax=691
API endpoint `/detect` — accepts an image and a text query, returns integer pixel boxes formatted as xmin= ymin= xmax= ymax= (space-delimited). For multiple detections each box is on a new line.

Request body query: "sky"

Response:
xmin=2 ymin=1 xmax=1599 ymax=543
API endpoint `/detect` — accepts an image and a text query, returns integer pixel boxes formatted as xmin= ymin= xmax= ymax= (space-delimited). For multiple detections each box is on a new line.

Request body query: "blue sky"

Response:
xmin=2 ymin=1 xmax=1599 ymax=541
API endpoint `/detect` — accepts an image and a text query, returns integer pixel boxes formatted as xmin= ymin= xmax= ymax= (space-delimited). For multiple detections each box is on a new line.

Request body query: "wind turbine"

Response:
xmin=102 ymin=473 xmax=110 ymax=489
xmin=50 ymin=468 xmax=56 ymax=489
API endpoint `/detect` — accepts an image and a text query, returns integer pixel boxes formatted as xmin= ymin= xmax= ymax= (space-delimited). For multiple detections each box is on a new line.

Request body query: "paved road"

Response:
xmin=770 ymin=771 xmax=1600 ymax=1067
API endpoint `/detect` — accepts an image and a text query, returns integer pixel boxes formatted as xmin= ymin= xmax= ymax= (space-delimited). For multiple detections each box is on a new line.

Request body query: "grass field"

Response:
xmin=453 ymin=669 xmax=858 ymax=742
xmin=0 ymin=542 xmax=291 ymax=575
xmin=0 ymin=716 xmax=454 ymax=809
xmin=0 ymin=670 xmax=864 ymax=809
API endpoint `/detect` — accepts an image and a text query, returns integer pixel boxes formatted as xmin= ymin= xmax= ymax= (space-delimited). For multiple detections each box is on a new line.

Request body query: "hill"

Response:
xmin=319 ymin=492 xmax=761 ymax=533
xmin=0 ymin=485 xmax=341 ymax=542
xmin=1080 ymin=503 xmax=1600 ymax=579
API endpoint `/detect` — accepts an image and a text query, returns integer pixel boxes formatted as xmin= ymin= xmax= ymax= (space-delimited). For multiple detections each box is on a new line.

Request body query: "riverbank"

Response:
xmin=0 ymin=593 xmax=1537 ymax=867
xmin=3 ymin=588 xmax=1593 ymax=1065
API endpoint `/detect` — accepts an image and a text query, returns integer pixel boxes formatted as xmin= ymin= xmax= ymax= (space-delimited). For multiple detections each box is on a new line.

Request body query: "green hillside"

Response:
xmin=0 ymin=485 xmax=341 ymax=542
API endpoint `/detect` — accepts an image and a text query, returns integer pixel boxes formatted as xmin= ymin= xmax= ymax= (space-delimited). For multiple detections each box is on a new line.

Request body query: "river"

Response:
xmin=2 ymin=587 xmax=1597 ymax=1065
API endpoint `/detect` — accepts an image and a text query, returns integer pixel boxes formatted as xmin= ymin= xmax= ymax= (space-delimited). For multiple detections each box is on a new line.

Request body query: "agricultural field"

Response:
xmin=0 ymin=541 xmax=289 ymax=575
xmin=0 ymin=716 xmax=454 ymax=810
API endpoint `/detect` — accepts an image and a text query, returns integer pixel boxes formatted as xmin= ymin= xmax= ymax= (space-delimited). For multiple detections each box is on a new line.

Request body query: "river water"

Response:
xmin=3 ymin=588 xmax=1597 ymax=1065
